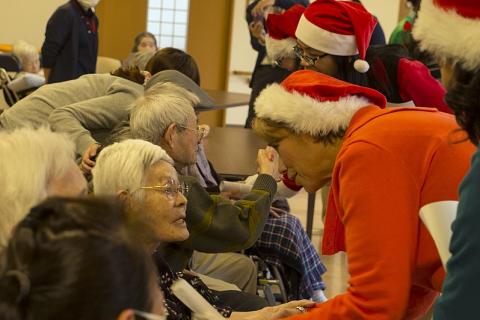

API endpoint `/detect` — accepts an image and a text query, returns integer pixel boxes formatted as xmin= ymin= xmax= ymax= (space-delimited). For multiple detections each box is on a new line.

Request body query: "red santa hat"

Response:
xmin=265 ymin=4 xmax=306 ymax=61
xmin=255 ymin=70 xmax=386 ymax=136
xmin=413 ymin=0 xmax=480 ymax=71
xmin=295 ymin=0 xmax=377 ymax=73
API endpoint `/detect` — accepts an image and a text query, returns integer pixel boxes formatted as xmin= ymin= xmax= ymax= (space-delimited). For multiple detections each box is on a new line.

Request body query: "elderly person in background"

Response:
xmin=253 ymin=70 xmax=474 ymax=319
xmin=413 ymin=1 xmax=480 ymax=318
xmin=0 ymin=197 xmax=166 ymax=320
xmin=123 ymin=31 xmax=158 ymax=71
xmin=92 ymin=139 xmax=313 ymax=319
xmin=7 ymin=41 xmax=46 ymax=98
xmin=12 ymin=41 xmax=42 ymax=75
xmin=0 ymin=128 xmax=86 ymax=247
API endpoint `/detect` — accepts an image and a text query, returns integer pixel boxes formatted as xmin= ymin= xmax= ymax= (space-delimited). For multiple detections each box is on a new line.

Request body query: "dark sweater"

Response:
xmin=41 ymin=0 xmax=98 ymax=83
xmin=434 ymin=147 xmax=480 ymax=319
xmin=162 ymin=174 xmax=277 ymax=272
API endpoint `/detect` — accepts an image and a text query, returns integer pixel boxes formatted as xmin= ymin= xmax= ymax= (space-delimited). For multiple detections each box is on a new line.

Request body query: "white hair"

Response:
xmin=0 ymin=127 xmax=76 ymax=247
xmin=12 ymin=40 xmax=39 ymax=69
xmin=92 ymin=139 xmax=173 ymax=198
xmin=130 ymin=82 xmax=198 ymax=144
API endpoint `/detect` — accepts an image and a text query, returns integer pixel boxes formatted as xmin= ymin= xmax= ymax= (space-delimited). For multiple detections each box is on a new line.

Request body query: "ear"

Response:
xmin=163 ymin=123 xmax=178 ymax=148
xmin=116 ymin=189 xmax=130 ymax=205
xmin=116 ymin=309 xmax=135 ymax=320
xmin=141 ymin=71 xmax=152 ymax=84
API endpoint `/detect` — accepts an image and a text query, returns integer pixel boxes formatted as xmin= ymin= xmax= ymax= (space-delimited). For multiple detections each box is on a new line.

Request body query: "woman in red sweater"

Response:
xmin=253 ymin=70 xmax=475 ymax=319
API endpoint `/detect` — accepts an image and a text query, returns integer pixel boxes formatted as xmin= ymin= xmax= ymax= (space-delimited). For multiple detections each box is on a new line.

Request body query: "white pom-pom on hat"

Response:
xmin=354 ymin=59 xmax=370 ymax=73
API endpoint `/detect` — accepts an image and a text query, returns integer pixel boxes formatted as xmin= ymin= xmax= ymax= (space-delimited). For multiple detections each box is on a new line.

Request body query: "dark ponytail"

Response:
xmin=0 ymin=197 xmax=155 ymax=320
xmin=446 ymin=65 xmax=480 ymax=145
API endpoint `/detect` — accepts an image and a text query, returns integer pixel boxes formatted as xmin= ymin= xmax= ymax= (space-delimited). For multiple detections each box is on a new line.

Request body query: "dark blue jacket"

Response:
xmin=41 ymin=0 xmax=98 ymax=83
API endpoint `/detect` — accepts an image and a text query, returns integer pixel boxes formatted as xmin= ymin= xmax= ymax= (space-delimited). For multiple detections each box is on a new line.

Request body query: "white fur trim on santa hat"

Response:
xmin=413 ymin=0 xmax=480 ymax=71
xmin=295 ymin=14 xmax=358 ymax=56
xmin=255 ymin=83 xmax=371 ymax=135
xmin=265 ymin=35 xmax=297 ymax=61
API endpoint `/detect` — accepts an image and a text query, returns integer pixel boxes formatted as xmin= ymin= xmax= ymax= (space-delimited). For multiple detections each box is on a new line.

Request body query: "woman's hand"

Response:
xmin=230 ymin=300 xmax=315 ymax=320
xmin=249 ymin=21 xmax=266 ymax=43
xmin=251 ymin=0 xmax=275 ymax=17
xmin=265 ymin=300 xmax=315 ymax=319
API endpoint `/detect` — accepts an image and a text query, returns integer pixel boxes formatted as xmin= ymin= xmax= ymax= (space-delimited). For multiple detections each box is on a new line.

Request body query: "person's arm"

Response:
xmin=41 ymin=6 xmax=73 ymax=83
xmin=48 ymin=92 xmax=135 ymax=156
xmin=180 ymin=173 xmax=276 ymax=252
xmin=397 ymin=59 xmax=453 ymax=114
xmin=287 ymin=143 xmax=420 ymax=320
xmin=43 ymin=68 xmax=51 ymax=83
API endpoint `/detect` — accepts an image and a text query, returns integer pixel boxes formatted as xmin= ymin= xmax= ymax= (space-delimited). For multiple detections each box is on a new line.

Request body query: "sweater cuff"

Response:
xmin=252 ymin=174 xmax=277 ymax=197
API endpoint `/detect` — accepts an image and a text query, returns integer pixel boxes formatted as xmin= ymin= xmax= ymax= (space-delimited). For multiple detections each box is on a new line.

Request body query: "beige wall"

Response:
xmin=187 ymin=0 xmax=234 ymax=127
xmin=361 ymin=0 xmax=401 ymax=40
xmin=95 ymin=0 xmax=148 ymax=60
xmin=0 ymin=0 xmax=66 ymax=48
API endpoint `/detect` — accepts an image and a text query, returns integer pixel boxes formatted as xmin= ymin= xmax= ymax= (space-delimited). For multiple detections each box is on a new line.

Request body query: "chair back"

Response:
xmin=0 ymin=53 xmax=20 ymax=72
xmin=0 ymin=68 xmax=19 ymax=106
xmin=419 ymin=201 xmax=458 ymax=268
xmin=96 ymin=56 xmax=121 ymax=74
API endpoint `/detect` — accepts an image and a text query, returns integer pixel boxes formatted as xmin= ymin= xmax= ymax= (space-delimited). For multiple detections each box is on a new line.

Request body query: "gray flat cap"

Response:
xmin=145 ymin=70 xmax=214 ymax=110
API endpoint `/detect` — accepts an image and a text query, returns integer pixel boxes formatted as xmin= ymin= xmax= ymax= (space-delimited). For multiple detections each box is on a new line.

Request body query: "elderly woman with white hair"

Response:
xmin=92 ymin=139 xmax=313 ymax=320
xmin=0 ymin=127 xmax=87 ymax=246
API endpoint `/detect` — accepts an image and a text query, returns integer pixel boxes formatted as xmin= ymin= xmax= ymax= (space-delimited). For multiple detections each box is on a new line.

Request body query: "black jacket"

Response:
xmin=41 ymin=0 xmax=98 ymax=83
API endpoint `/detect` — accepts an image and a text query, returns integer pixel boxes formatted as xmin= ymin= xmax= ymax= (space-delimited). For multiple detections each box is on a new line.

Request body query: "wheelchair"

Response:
xmin=0 ymin=53 xmax=45 ymax=107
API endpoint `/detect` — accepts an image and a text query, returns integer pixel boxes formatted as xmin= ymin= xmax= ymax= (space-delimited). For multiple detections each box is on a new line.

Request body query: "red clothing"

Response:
xmin=287 ymin=106 xmax=474 ymax=320
xmin=397 ymin=58 xmax=453 ymax=114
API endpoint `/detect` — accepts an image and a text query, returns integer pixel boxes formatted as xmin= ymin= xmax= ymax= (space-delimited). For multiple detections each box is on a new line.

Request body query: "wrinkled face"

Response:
xmin=275 ymin=134 xmax=339 ymax=193
xmin=23 ymin=55 xmax=40 ymax=74
xmin=134 ymin=161 xmax=188 ymax=243
xmin=169 ymin=117 xmax=200 ymax=167
xmin=138 ymin=36 xmax=157 ymax=53
xmin=47 ymin=163 xmax=87 ymax=197
xmin=296 ymin=40 xmax=338 ymax=76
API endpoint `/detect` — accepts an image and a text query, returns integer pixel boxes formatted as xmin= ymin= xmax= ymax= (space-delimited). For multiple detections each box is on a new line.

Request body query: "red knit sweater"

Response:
xmin=286 ymin=106 xmax=474 ymax=320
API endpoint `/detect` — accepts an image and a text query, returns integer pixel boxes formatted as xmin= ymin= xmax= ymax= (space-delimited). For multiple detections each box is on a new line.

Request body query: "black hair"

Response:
xmin=0 ymin=197 xmax=155 ymax=320
xmin=132 ymin=32 xmax=158 ymax=53
xmin=333 ymin=55 xmax=369 ymax=87
xmin=446 ymin=64 xmax=480 ymax=145
xmin=366 ymin=44 xmax=410 ymax=103
xmin=145 ymin=47 xmax=201 ymax=85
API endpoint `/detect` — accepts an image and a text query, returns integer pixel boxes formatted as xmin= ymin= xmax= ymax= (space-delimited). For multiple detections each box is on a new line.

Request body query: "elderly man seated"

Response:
xmin=92 ymin=139 xmax=313 ymax=318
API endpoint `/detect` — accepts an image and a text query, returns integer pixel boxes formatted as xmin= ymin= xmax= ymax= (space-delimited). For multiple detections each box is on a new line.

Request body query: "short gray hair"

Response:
xmin=92 ymin=139 xmax=173 ymax=198
xmin=130 ymin=82 xmax=198 ymax=144
xmin=12 ymin=40 xmax=38 ymax=67
xmin=0 ymin=128 xmax=76 ymax=246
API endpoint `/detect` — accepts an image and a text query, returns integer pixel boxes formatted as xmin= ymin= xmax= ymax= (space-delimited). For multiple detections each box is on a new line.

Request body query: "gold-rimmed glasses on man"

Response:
xmin=178 ymin=124 xmax=207 ymax=140
xmin=293 ymin=45 xmax=329 ymax=66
